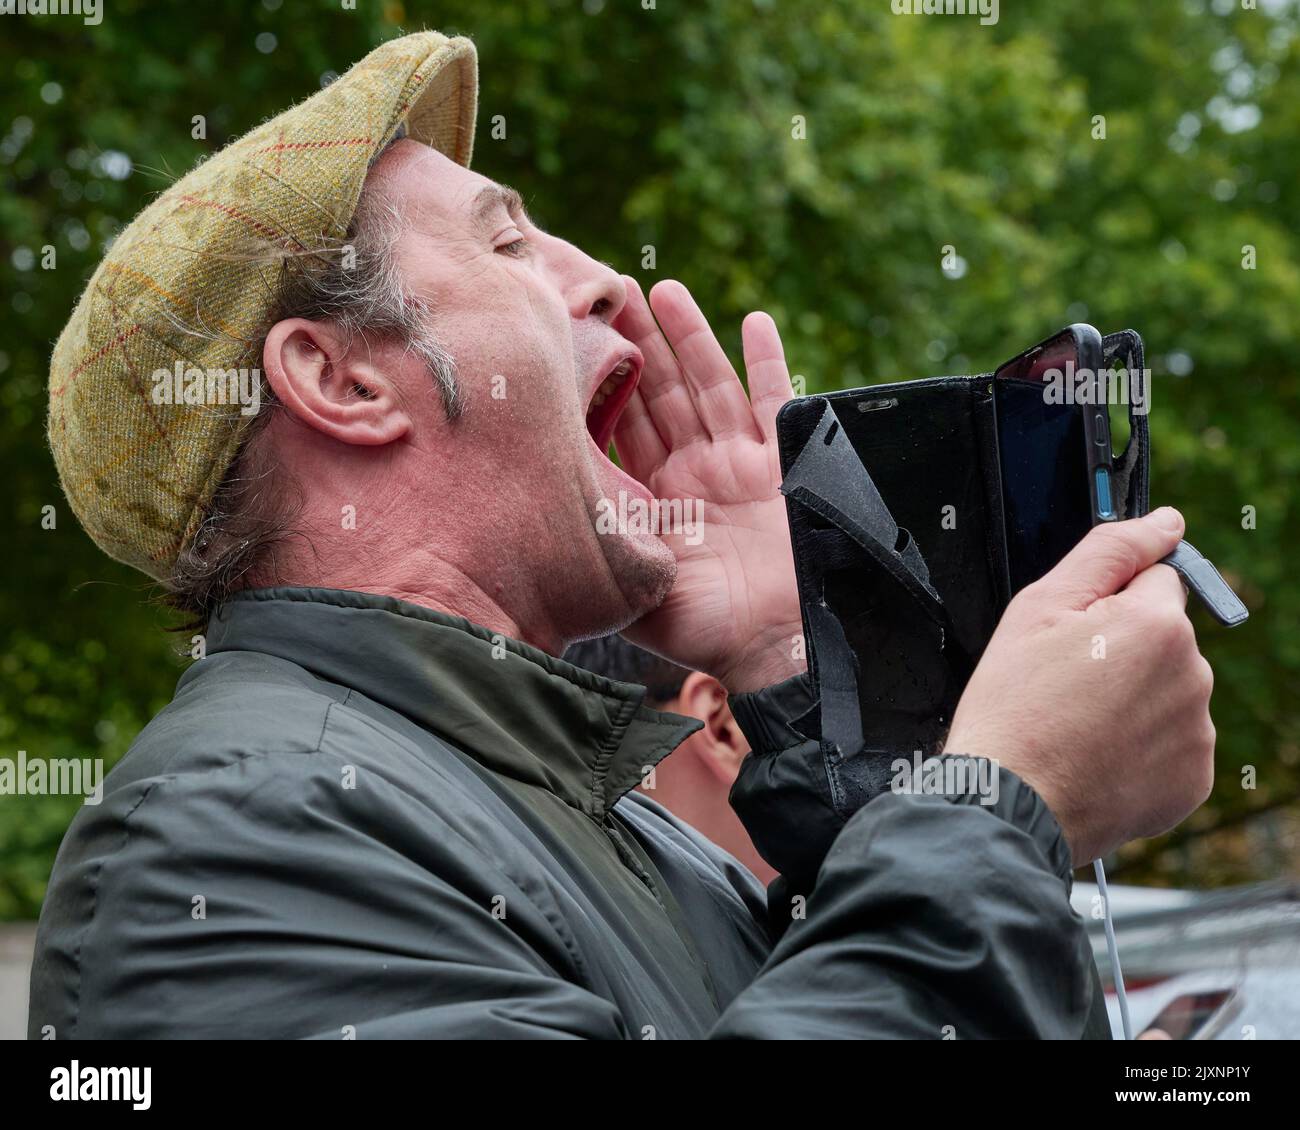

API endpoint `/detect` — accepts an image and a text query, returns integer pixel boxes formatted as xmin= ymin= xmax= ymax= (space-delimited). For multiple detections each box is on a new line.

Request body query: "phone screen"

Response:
xmin=994 ymin=378 xmax=1095 ymax=593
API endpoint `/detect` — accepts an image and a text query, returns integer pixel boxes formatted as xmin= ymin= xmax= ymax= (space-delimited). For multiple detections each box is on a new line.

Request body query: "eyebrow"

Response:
xmin=470 ymin=183 xmax=529 ymax=232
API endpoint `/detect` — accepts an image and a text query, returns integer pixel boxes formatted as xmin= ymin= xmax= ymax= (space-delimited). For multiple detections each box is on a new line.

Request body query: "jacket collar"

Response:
xmin=205 ymin=587 xmax=701 ymax=820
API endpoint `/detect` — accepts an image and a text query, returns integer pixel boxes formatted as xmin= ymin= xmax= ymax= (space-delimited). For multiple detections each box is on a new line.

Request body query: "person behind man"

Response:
xmin=30 ymin=32 xmax=1217 ymax=1039
xmin=564 ymin=636 xmax=777 ymax=886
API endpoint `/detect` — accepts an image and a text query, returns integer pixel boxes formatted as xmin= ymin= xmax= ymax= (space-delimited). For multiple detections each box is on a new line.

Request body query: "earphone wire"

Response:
xmin=1093 ymin=857 xmax=1133 ymax=1039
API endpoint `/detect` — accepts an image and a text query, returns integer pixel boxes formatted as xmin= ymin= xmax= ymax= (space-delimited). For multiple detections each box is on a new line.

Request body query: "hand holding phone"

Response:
xmin=943 ymin=507 xmax=1217 ymax=867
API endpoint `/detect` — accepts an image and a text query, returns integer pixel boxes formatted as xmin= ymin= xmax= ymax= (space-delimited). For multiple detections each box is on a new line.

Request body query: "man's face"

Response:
xmin=365 ymin=139 xmax=675 ymax=646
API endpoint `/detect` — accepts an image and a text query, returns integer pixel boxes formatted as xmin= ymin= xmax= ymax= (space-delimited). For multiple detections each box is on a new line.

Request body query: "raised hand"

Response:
xmin=612 ymin=277 xmax=805 ymax=692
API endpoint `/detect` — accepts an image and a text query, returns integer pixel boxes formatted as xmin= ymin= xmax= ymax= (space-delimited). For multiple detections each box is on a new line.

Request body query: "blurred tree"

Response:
xmin=1 ymin=0 xmax=1296 ymax=916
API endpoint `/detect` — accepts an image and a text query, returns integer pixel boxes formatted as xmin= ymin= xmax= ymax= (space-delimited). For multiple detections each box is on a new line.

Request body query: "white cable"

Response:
xmin=1093 ymin=858 xmax=1133 ymax=1040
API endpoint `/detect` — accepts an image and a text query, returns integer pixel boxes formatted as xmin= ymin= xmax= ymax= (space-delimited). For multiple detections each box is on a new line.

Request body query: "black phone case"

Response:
xmin=775 ymin=329 xmax=1247 ymax=803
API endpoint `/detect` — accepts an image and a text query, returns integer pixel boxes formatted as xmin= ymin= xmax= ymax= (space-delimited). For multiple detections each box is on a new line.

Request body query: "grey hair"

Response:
xmin=163 ymin=163 xmax=458 ymax=625
xmin=277 ymin=187 xmax=461 ymax=419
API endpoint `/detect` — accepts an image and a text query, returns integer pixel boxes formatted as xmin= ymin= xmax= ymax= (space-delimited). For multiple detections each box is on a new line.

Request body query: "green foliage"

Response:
xmin=2 ymin=0 xmax=1297 ymax=915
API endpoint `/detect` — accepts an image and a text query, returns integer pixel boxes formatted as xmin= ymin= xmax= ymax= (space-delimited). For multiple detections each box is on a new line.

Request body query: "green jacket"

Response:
xmin=29 ymin=587 xmax=1106 ymax=1038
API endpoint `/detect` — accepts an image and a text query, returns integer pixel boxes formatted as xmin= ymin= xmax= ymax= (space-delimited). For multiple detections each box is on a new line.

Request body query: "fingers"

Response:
xmin=612 ymin=386 xmax=668 ymax=486
xmin=613 ymin=276 xmax=708 ymax=448
xmin=1121 ymin=560 xmax=1189 ymax=610
xmin=614 ymin=276 xmax=789 ymax=452
xmin=1030 ymin=508 xmax=1186 ymax=611
xmin=648 ymin=280 xmax=761 ymax=441
xmin=1137 ymin=1028 xmax=1173 ymax=1041
xmin=742 ymin=311 xmax=795 ymax=444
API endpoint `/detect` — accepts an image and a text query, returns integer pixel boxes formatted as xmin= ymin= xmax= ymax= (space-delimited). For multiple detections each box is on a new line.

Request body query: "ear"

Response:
xmin=676 ymin=672 xmax=751 ymax=784
xmin=262 ymin=318 xmax=411 ymax=446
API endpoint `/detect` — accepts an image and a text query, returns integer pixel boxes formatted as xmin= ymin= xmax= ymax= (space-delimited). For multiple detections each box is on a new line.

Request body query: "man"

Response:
xmin=32 ymin=32 xmax=1214 ymax=1039
xmin=564 ymin=636 xmax=778 ymax=886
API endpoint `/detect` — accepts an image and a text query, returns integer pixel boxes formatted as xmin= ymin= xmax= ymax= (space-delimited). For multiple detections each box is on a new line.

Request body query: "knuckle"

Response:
xmin=1168 ymin=607 xmax=1197 ymax=645
xmin=1092 ymin=520 xmax=1139 ymax=558
xmin=1142 ymin=603 xmax=1187 ymax=644
xmin=1201 ymin=714 xmax=1218 ymax=753
xmin=1005 ymin=584 xmax=1055 ymax=629
xmin=1003 ymin=587 xmax=1034 ymax=620
xmin=1099 ymin=542 xmax=1141 ymax=581
xmin=1195 ymin=756 xmax=1215 ymax=805
xmin=1187 ymin=720 xmax=1216 ymax=805
xmin=1090 ymin=521 xmax=1128 ymax=548
xmin=1011 ymin=574 xmax=1049 ymax=608
xmin=1196 ymin=658 xmax=1215 ymax=700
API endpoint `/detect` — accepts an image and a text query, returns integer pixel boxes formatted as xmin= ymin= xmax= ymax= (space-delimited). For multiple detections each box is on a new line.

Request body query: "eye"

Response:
xmin=493 ymin=217 xmax=530 ymax=257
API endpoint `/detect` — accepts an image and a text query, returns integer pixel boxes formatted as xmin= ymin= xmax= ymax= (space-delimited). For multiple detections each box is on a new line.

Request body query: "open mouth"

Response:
xmin=584 ymin=352 xmax=642 ymax=454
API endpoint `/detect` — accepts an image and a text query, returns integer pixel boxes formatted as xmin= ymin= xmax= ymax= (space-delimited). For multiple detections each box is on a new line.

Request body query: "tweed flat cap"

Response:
xmin=48 ymin=31 xmax=477 ymax=581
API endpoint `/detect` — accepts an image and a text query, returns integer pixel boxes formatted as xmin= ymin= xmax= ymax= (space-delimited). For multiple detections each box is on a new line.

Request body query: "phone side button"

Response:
xmin=1095 ymin=467 xmax=1114 ymax=519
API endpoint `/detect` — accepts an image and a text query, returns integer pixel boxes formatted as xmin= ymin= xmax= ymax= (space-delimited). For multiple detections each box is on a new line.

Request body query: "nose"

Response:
xmin=550 ymin=238 xmax=627 ymax=323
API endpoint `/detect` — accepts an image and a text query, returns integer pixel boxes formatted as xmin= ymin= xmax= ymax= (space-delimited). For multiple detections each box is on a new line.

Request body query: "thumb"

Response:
xmin=1031 ymin=508 xmax=1186 ymax=611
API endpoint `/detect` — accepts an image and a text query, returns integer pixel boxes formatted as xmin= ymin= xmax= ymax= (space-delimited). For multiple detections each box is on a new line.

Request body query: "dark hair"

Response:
xmin=562 ymin=635 xmax=691 ymax=706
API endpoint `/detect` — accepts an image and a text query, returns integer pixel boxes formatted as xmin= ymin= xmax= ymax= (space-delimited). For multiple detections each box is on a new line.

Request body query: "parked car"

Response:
xmin=1071 ymin=879 xmax=1300 ymax=1039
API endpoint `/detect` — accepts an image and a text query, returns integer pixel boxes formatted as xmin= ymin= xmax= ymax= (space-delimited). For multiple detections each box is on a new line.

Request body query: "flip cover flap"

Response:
xmin=779 ymin=399 xmax=956 ymax=760
xmin=780 ymin=402 xmax=943 ymax=615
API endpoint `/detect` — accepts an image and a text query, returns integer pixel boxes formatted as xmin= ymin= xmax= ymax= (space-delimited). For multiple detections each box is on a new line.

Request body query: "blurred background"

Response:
xmin=1 ymin=0 xmax=1298 ymax=1011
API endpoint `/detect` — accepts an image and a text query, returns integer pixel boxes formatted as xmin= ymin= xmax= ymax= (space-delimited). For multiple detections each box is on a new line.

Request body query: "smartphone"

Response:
xmin=992 ymin=324 xmax=1117 ymax=593
xmin=1147 ymin=988 xmax=1242 ymax=1040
